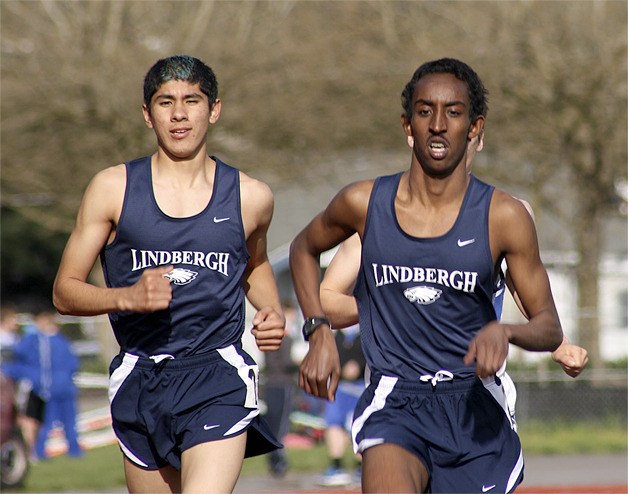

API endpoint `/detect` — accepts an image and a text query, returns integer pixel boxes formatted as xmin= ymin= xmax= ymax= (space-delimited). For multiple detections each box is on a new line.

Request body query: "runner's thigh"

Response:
xmin=362 ymin=443 xmax=429 ymax=493
xmin=123 ymin=456 xmax=180 ymax=494
xmin=180 ymin=432 xmax=247 ymax=493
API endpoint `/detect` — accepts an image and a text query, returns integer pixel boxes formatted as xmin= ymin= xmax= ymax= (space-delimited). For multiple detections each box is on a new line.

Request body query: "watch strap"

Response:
xmin=302 ymin=316 xmax=331 ymax=341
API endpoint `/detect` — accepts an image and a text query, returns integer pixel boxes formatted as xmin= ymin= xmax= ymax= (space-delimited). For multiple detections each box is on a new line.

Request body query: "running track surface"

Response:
xmin=235 ymin=485 xmax=628 ymax=494
xmin=234 ymin=453 xmax=628 ymax=493
xmin=233 ymin=473 xmax=628 ymax=494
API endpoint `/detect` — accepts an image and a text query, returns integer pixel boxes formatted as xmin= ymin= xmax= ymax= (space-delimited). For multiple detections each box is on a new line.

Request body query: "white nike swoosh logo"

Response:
xmin=203 ymin=424 xmax=220 ymax=430
xmin=457 ymin=238 xmax=476 ymax=247
xmin=213 ymin=217 xmax=230 ymax=223
xmin=482 ymin=485 xmax=496 ymax=492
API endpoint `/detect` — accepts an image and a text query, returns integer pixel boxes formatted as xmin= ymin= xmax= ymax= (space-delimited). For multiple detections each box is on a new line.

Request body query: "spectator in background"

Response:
xmin=34 ymin=310 xmax=82 ymax=459
xmin=4 ymin=308 xmax=81 ymax=459
xmin=316 ymin=324 xmax=365 ymax=487
xmin=261 ymin=300 xmax=299 ymax=477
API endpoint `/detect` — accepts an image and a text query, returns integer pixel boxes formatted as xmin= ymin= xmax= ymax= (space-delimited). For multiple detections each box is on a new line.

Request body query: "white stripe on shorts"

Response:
xmin=108 ymin=353 xmax=139 ymax=404
xmin=217 ymin=345 xmax=259 ymax=409
xmin=351 ymin=375 xmax=397 ymax=454
xmin=224 ymin=409 xmax=260 ymax=436
xmin=506 ymin=448 xmax=524 ymax=493
xmin=107 ymin=353 xmax=148 ymax=467
xmin=481 ymin=373 xmax=517 ymax=431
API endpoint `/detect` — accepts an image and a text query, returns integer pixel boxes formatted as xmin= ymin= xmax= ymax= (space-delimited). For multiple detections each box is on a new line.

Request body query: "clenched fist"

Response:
xmin=121 ymin=265 xmax=173 ymax=312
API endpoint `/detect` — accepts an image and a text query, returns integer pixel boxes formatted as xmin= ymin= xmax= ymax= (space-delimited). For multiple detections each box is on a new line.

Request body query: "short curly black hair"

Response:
xmin=401 ymin=58 xmax=488 ymax=123
xmin=143 ymin=55 xmax=218 ymax=109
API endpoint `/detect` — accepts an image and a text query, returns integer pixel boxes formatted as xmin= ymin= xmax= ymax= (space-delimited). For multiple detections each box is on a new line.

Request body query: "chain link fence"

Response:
xmin=510 ymin=369 xmax=627 ymax=424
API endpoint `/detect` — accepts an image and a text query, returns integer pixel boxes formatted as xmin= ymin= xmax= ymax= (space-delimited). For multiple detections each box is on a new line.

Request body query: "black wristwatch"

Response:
xmin=301 ymin=316 xmax=331 ymax=341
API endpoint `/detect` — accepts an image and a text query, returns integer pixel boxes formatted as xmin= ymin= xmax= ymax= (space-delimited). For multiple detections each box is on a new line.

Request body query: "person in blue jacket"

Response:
xmin=5 ymin=308 xmax=81 ymax=459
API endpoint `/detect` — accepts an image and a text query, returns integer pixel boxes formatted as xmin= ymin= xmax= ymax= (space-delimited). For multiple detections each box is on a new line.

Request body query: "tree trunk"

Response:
xmin=575 ymin=203 xmax=602 ymax=370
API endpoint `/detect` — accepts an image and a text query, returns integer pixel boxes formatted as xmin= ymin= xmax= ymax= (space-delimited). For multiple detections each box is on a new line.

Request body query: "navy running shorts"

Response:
xmin=351 ymin=373 xmax=524 ymax=493
xmin=108 ymin=344 xmax=281 ymax=470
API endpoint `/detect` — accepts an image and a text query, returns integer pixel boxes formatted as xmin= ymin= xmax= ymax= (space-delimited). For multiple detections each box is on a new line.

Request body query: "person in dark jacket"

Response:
xmin=261 ymin=300 xmax=299 ymax=477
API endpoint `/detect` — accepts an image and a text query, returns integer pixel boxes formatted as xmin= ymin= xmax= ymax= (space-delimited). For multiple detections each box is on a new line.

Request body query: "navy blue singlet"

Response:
xmin=355 ymin=173 xmax=498 ymax=380
xmin=100 ymin=156 xmax=249 ymax=357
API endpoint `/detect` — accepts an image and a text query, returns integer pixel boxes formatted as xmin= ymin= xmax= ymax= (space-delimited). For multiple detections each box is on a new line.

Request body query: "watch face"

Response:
xmin=303 ymin=319 xmax=314 ymax=336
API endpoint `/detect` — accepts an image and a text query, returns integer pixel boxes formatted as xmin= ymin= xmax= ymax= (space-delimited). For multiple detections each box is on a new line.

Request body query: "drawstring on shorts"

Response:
xmin=150 ymin=354 xmax=175 ymax=372
xmin=420 ymin=370 xmax=454 ymax=386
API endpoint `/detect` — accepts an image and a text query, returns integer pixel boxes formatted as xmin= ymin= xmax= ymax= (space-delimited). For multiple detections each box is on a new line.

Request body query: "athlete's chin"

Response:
xmin=419 ymin=163 xmax=458 ymax=179
xmin=162 ymin=144 xmax=205 ymax=162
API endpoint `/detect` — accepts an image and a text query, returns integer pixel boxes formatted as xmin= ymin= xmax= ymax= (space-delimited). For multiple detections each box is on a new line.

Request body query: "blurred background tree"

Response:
xmin=1 ymin=1 xmax=626 ymax=364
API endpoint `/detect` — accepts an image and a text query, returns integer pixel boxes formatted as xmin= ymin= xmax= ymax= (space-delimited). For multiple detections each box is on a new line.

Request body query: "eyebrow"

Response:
xmin=415 ymin=98 xmax=467 ymax=107
xmin=154 ymin=92 xmax=205 ymax=102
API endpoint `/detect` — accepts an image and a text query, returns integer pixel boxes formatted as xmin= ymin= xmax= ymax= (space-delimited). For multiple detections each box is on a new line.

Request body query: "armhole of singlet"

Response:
xmin=103 ymin=160 xmax=132 ymax=251
xmin=361 ymin=175 xmax=387 ymax=244
xmin=355 ymin=176 xmax=386 ymax=297
xmin=483 ymin=182 xmax=497 ymax=284
xmin=230 ymin=164 xmax=250 ymax=265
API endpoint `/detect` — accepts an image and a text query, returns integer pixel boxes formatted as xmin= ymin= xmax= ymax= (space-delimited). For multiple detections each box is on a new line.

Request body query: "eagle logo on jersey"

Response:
xmin=404 ymin=286 xmax=442 ymax=305
xmin=163 ymin=268 xmax=198 ymax=285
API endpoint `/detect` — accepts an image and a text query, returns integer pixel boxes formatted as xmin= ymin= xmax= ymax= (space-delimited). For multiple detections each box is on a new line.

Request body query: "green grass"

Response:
xmin=517 ymin=417 xmax=628 ymax=455
xmin=240 ymin=442 xmax=338 ymax=477
xmin=8 ymin=421 xmax=626 ymax=493
xmin=5 ymin=445 xmax=127 ymax=493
